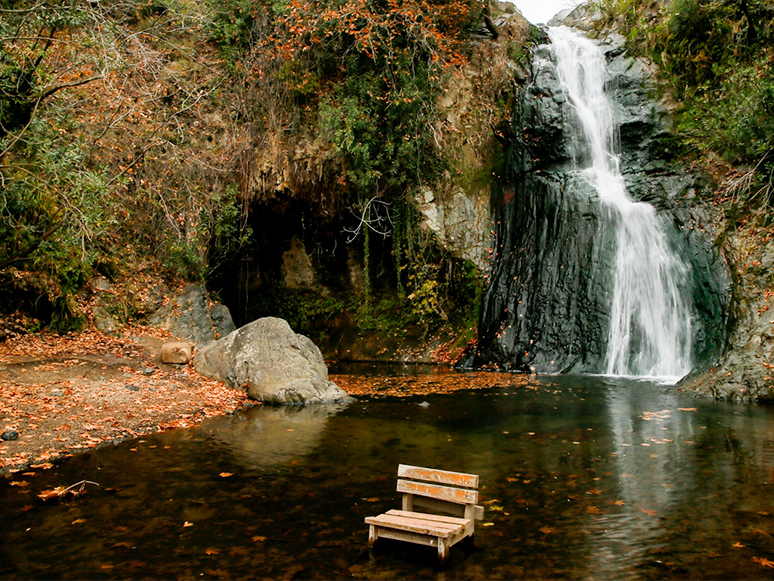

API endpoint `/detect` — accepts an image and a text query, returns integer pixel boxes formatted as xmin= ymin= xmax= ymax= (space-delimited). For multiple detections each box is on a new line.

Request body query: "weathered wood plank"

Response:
xmin=365 ymin=514 xmax=462 ymax=537
xmin=385 ymin=509 xmax=470 ymax=527
xmin=398 ymin=464 xmax=479 ymax=489
xmin=397 ymin=479 xmax=479 ymax=505
xmin=372 ymin=527 xmax=438 ymax=547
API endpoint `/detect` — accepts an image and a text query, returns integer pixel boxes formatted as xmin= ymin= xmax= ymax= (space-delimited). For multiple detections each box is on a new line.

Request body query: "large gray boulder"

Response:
xmin=148 ymin=283 xmax=235 ymax=345
xmin=193 ymin=317 xmax=351 ymax=405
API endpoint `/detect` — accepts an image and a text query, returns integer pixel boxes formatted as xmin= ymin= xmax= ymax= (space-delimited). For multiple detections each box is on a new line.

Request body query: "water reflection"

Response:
xmin=207 ymin=401 xmax=351 ymax=467
xmin=2 ymin=374 xmax=774 ymax=580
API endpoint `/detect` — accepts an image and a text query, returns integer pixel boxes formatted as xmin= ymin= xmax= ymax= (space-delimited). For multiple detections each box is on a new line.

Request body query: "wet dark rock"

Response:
xmin=460 ymin=31 xmax=730 ymax=375
xmin=125 ymin=384 xmax=140 ymax=392
xmin=1 ymin=430 xmax=19 ymax=441
xmin=680 ymin=229 xmax=774 ymax=402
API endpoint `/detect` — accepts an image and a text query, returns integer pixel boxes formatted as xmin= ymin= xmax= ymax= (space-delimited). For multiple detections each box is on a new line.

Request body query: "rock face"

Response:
xmin=680 ymin=230 xmax=774 ymax=402
xmin=193 ymin=317 xmax=351 ymax=404
xmin=149 ymin=283 xmax=235 ymax=345
xmin=459 ymin=29 xmax=730 ymax=374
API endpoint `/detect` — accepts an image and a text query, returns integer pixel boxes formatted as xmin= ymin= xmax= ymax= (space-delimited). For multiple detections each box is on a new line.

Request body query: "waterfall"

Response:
xmin=548 ymin=27 xmax=693 ymax=381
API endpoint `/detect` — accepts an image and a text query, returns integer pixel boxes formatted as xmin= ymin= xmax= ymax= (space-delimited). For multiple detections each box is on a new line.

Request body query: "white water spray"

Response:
xmin=548 ymin=27 xmax=693 ymax=381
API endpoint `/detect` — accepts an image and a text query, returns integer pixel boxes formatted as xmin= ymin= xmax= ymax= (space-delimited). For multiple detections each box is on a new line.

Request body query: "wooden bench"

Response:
xmin=365 ymin=464 xmax=484 ymax=563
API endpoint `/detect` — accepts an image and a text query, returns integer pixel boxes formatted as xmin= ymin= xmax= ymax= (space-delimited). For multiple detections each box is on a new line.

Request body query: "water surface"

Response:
xmin=2 ymin=373 xmax=774 ymax=579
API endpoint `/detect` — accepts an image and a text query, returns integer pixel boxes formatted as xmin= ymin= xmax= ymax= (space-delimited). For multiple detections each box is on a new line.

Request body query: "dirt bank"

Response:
xmin=0 ymin=328 xmax=250 ymax=475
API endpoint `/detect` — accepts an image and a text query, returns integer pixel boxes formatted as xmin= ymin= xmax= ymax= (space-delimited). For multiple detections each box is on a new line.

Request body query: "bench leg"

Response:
xmin=368 ymin=524 xmax=378 ymax=547
xmin=438 ymin=538 xmax=449 ymax=564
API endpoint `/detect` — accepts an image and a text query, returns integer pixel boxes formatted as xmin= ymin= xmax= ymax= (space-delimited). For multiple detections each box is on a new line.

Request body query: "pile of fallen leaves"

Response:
xmin=0 ymin=328 xmax=249 ymax=474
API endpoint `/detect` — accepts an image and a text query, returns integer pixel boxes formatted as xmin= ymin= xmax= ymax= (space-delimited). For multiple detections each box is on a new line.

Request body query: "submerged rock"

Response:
xmin=193 ymin=317 xmax=351 ymax=405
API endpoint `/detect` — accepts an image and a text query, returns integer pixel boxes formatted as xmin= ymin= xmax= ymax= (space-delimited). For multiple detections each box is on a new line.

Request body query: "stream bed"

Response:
xmin=2 ymin=370 xmax=774 ymax=579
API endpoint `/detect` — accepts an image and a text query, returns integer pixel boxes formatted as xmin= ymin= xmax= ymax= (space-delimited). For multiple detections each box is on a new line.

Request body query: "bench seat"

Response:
xmin=365 ymin=465 xmax=482 ymax=563
xmin=366 ymin=510 xmax=471 ymax=538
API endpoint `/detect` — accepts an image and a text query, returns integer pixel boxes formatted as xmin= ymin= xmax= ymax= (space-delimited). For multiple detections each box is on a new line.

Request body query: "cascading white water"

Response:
xmin=548 ymin=27 xmax=693 ymax=382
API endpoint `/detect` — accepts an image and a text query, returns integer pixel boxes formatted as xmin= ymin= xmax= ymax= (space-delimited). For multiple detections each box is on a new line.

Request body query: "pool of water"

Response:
xmin=2 ymin=373 xmax=774 ymax=579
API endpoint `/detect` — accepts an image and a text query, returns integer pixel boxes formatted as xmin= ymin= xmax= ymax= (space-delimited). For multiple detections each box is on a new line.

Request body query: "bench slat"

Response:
xmin=397 ymin=478 xmax=479 ymax=505
xmin=385 ymin=509 xmax=471 ymax=527
xmin=365 ymin=514 xmax=462 ymax=538
xmin=398 ymin=464 xmax=479 ymax=489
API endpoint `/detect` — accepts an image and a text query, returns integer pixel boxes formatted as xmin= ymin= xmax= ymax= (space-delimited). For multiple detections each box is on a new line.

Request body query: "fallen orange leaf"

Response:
xmin=753 ymin=556 xmax=774 ymax=568
xmin=219 ymin=472 xmax=233 ymax=478
xmin=252 ymin=536 xmax=267 ymax=542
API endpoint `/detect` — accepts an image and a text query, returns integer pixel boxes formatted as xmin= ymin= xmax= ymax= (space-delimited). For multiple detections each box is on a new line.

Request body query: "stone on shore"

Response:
xmin=148 ymin=283 xmax=235 ymax=346
xmin=193 ymin=317 xmax=351 ymax=405
xmin=161 ymin=341 xmax=194 ymax=364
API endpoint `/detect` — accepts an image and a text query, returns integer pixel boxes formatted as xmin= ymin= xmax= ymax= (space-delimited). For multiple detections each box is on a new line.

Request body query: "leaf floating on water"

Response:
xmin=481 ymin=522 xmax=494 ymax=527
xmin=539 ymin=527 xmax=554 ymax=534
xmin=71 ymin=518 xmax=86 ymax=525
xmin=753 ymin=556 xmax=774 ymax=568
xmin=639 ymin=507 xmax=657 ymax=517
xmin=733 ymin=542 xmax=745 ymax=548
xmin=678 ymin=408 xmax=697 ymax=412
xmin=365 ymin=497 xmax=380 ymax=502
xmin=183 ymin=521 xmax=193 ymax=528
xmin=219 ymin=472 xmax=233 ymax=478
xmin=38 ymin=486 xmax=66 ymax=501
xmin=252 ymin=536 xmax=267 ymax=542
xmin=205 ymin=548 xmax=220 ymax=556
xmin=489 ymin=505 xmax=504 ymax=512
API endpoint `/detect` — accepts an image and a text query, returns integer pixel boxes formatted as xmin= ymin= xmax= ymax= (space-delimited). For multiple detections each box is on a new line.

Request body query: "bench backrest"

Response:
xmin=397 ymin=464 xmax=483 ymax=520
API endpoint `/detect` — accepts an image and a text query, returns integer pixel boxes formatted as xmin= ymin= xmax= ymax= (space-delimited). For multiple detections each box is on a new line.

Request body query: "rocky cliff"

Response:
xmin=459 ymin=20 xmax=730 ymax=376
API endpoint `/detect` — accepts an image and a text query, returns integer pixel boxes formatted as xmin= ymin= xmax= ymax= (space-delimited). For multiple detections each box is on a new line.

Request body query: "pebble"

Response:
xmin=1 ymin=430 xmax=19 ymax=441
xmin=125 ymin=384 xmax=140 ymax=392
xmin=143 ymin=368 xmax=155 ymax=376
